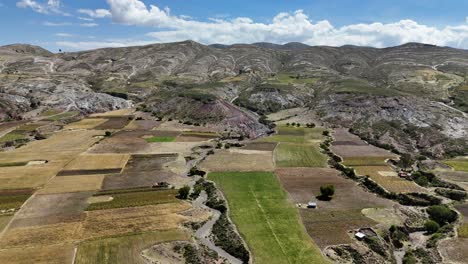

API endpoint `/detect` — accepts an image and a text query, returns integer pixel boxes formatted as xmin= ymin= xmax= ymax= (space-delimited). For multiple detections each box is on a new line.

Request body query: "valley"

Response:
xmin=0 ymin=40 xmax=466 ymax=264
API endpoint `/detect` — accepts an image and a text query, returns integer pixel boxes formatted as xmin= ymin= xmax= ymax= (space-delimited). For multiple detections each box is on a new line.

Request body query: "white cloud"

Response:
xmin=104 ymin=0 xmax=468 ymax=49
xmin=78 ymin=8 xmax=111 ymax=18
xmin=80 ymin=23 xmax=98 ymax=27
xmin=16 ymin=0 xmax=69 ymax=15
xmin=55 ymin=32 xmax=73 ymax=37
xmin=43 ymin=21 xmax=98 ymax=27
xmin=43 ymin=21 xmax=72 ymax=26
xmin=78 ymin=16 xmax=94 ymax=21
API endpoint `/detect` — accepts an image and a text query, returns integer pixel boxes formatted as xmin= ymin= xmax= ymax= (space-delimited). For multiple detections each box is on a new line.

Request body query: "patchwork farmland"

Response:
xmin=0 ymin=107 xmax=460 ymax=264
xmin=0 ymin=108 xmax=221 ymax=263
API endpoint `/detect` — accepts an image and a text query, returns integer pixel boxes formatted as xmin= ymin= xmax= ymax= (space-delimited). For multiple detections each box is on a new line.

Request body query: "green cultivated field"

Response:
xmin=275 ymin=143 xmax=328 ymax=167
xmin=209 ymin=171 xmax=328 ymax=264
xmin=444 ymin=159 xmax=468 ymax=172
xmin=86 ymin=189 xmax=179 ymax=210
xmin=144 ymin=136 xmax=176 ymax=142
xmin=75 ymin=230 xmax=189 ymax=264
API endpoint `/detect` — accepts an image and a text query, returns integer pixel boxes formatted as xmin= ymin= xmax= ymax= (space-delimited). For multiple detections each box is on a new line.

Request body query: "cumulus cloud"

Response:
xmin=77 ymin=8 xmax=111 ymax=18
xmin=102 ymin=0 xmax=468 ymax=49
xmin=16 ymin=0 xmax=69 ymax=15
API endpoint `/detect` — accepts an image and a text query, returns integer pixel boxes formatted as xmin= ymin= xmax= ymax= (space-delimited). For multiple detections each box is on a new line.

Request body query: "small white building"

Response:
xmin=307 ymin=202 xmax=317 ymax=209
xmin=355 ymin=232 xmax=366 ymax=240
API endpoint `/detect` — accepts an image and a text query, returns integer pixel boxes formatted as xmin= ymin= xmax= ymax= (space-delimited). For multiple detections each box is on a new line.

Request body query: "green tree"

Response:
xmin=424 ymin=220 xmax=440 ymax=234
xmin=319 ymin=184 xmax=335 ymax=200
xmin=427 ymin=205 xmax=457 ymax=225
xmin=178 ymin=185 xmax=190 ymax=199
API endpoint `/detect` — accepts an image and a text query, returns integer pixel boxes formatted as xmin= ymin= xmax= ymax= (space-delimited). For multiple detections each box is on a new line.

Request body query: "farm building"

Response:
xmin=355 ymin=232 xmax=366 ymax=240
xmin=307 ymin=202 xmax=317 ymax=209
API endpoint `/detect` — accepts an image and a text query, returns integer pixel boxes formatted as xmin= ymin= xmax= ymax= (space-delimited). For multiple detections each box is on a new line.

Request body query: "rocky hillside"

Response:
xmin=0 ymin=41 xmax=467 ymax=156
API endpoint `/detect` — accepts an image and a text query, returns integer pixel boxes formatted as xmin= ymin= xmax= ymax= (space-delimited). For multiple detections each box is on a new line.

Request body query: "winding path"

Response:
xmin=193 ymin=191 xmax=243 ymax=264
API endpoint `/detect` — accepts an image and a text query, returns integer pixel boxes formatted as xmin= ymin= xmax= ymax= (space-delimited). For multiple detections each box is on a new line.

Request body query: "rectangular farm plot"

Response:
xmin=58 ymin=154 xmax=130 ymax=176
xmin=444 ymin=158 xmax=468 ymax=172
xmin=75 ymin=229 xmax=189 ymax=264
xmin=353 ymin=166 xmax=424 ymax=193
xmin=64 ymin=118 xmax=108 ymax=130
xmin=83 ymin=203 xmax=191 ymax=239
xmin=201 ymin=149 xmax=275 ymax=172
xmin=275 ymin=168 xmax=392 ymax=210
xmin=145 ymin=136 xmax=176 ymax=142
xmin=86 ymin=188 xmax=179 ymax=210
xmin=331 ymin=145 xmax=398 ymax=159
xmin=0 ymin=161 xmax=68 ymax=189
xmin=275 ymin=143 xmax=328 ymax=168
xmin=94 ymin=117 xmax=132 ymax=130
xmin=0 ymin=189 xmax=33 ymax=210
xmin=0 ymin=243 xmax=75 ymax=264
xmin=37 ymin=175 xmax=105 ymax=194
xmin=300 ymin=209 xmax=376 ymax=249
xmin=342 ymin=156 xmax=391 ymax=166
xmin=242 ymin=141 xmax=277 ymax=151
xmin=11 ymin=191 xmax=93 ymax=228
xmin=124 ymin=120 xmax=160 ymax=130
xmin=209 ymin=172 xmax=328 ymax=264
xmin=175 ymin=131 xmax=218 ymax=142
xmin=102 ymin=154 xmax=182 ymax=190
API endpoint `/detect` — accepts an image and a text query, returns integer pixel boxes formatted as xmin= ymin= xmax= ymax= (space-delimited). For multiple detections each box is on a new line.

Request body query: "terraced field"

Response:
xmin=210 ymin=171 xmax=328 ymax=264
xmin=331 ymin=128 xmax=422 ymax=193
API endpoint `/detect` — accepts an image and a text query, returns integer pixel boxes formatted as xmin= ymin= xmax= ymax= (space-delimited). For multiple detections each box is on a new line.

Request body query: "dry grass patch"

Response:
xmin=37 ymin=175 xmax=104 ymax=194
xmin=62 ymin=154 xmax=130 ymax=171
xmin=342 ymin=156 xmax=391 ymax=166
xmin=0 ymin=244 xmax=75 ymax=264
xmin=83 ymin=203 xmax=190 ymax=239
xmin=353 ymin=166 xmax=424 ymax=193
xmin=201 ymin=149 xmax=274 ymax=172
xmin=0 ymin=160 xmax=68 ymax=189
xmin=75 ymin=230 xmax=189 ymax=264
xmin=0 ymin=222 xmax=83 ymax=248
xmin=124 ymin=120 xmax=160 ymax=130
xmin=143 ymin=142 xmax=208 ymax=156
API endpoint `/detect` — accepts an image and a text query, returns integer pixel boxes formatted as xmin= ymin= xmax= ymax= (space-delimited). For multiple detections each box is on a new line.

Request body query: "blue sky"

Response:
xmin=1 ymin=0 xmax=467 ymax=51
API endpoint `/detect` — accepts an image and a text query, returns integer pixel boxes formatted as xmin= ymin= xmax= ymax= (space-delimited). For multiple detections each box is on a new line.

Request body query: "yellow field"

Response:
xmin=37 ymin=175 xmax=105 ymax=194
xmin=354 ymin=166 xmax=424 ymax=193
xmin=143 ymin=142 xmax=206 ymax=156
xmin=0 ymin=244 xmax=75 ymax=264
xmin=0 ymin=222 xmax=83 ymax=248
xmin=65 ymin=118 xmax=108 ymax=130
xmin=200 ymin=149 xmax=275 ymax=172
xmin=0 ymin=160 xmax=67 ymax=189
xmin=89 ymin=108 xmax=135 ymax=117
xmin=83 ymin=203 xmax=191 ymax=239
xmin=62 ymin=154 xmax=130 ymax=171
xmin=0 ymin=130 xmax=101 ymax=189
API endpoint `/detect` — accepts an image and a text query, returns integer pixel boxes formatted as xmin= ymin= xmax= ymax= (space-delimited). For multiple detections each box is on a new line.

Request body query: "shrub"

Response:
xmin=104 ymin=131 xmax=112 ymax=137
xmin=414 ymin=175 xmax=429 ymax=187
xmin=427 ymin=205 xmax=457 ymax=225
xmin=402 ymin=251 xmax=417 ymax=264
xmin=318 ymin=184 xmax=335 ymax=200
xmin=177 ymin=186 xmax=190 ymax=199
xmin=435 ymin=188 xmax=467 ymax=201
xmin=322 ymin=130 xmax=330 ymax=136
xmin=424 ymin=220 xmax=440 ymax=234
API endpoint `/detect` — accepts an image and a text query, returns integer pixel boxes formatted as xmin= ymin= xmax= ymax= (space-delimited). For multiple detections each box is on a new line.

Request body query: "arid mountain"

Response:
xmin=0 ymin=41 xmax=467 ymax=157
